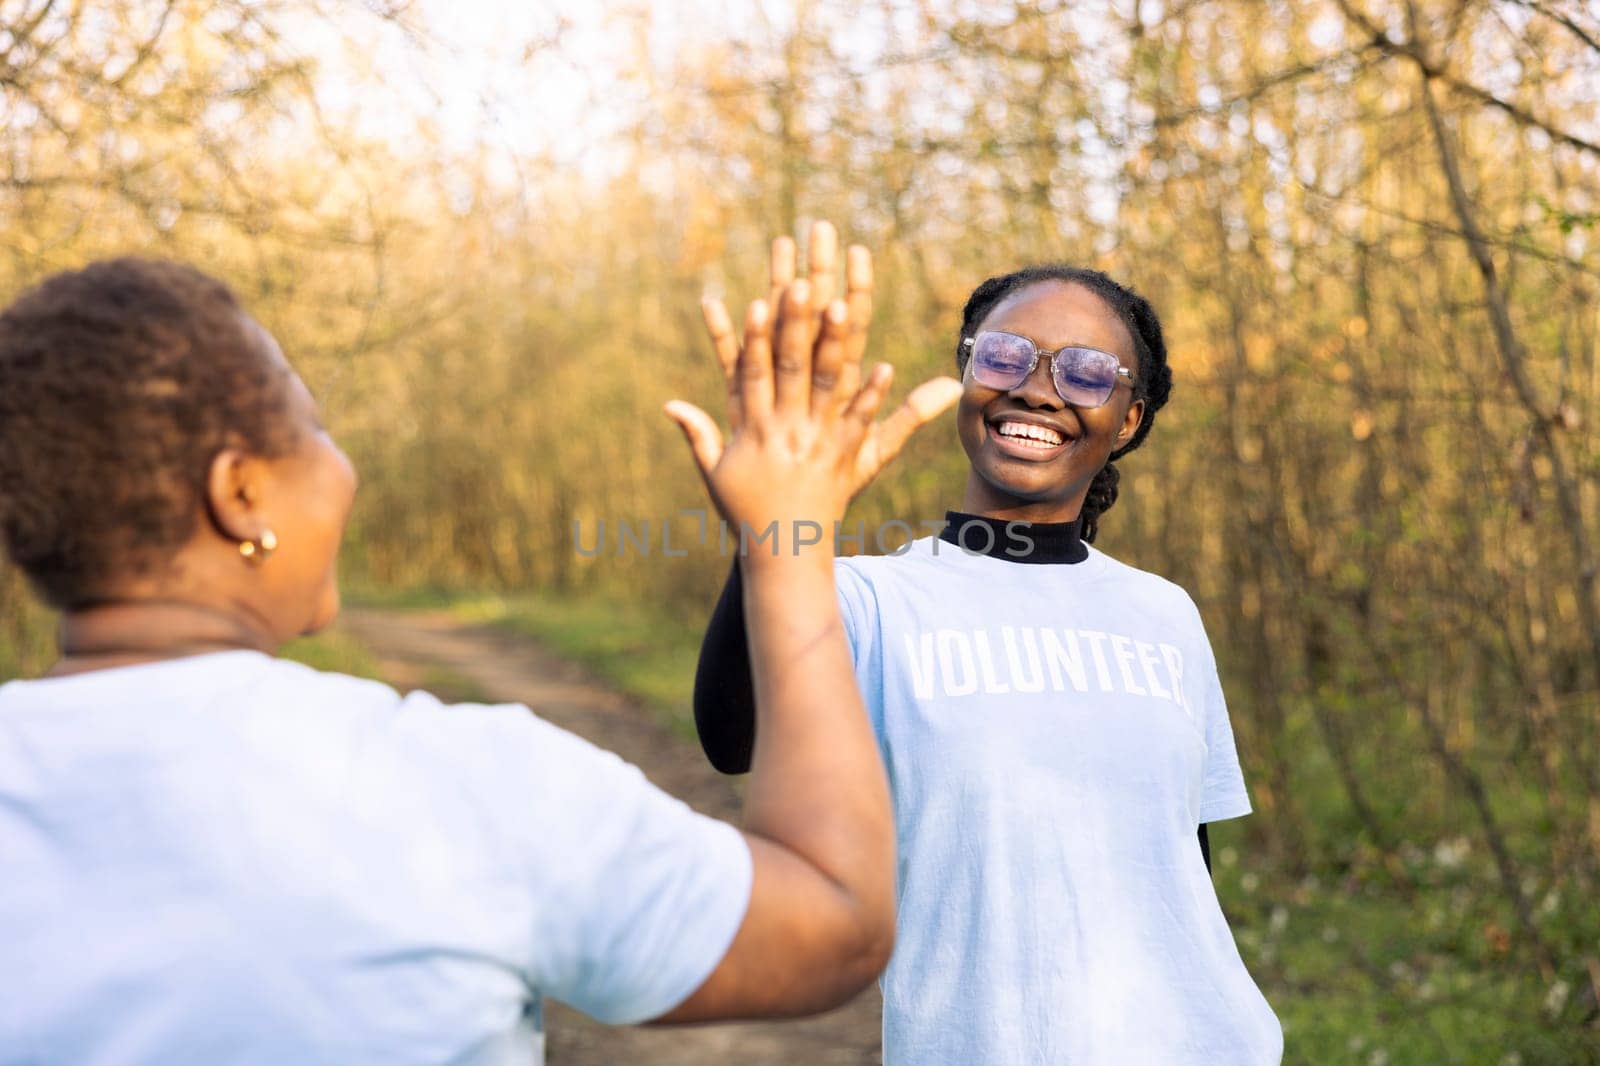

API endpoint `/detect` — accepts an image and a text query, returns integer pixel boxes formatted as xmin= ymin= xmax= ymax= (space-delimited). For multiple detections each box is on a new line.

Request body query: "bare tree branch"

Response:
xmin=1336 ymin=0 xmax=1600 ymax=158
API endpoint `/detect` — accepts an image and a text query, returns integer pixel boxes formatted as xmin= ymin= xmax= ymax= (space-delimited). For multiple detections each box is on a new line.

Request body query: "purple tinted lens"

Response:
xmin=970 ymin=332 xmax=1036 ymax=389
xmin=1053 ymin=347 xmax=1118 ymax=407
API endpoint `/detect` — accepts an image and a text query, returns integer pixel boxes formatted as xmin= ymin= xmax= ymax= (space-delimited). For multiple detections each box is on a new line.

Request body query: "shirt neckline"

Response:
xmin=0 ymin=649 xmax=272 ymax=693
xmin=900 ymin=532 xmax=1112 ymax=583
xmin=937 ymin=510 xmax=1089 ymax=564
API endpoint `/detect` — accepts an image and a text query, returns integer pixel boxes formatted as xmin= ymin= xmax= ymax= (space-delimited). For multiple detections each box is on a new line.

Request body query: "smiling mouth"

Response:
xmin=991 ymin=419 xmax=1067 ymax=451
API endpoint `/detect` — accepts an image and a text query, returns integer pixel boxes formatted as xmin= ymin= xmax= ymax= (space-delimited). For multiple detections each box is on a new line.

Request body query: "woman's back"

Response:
xmin=0 ymin=652 xmax=751 ymax=1063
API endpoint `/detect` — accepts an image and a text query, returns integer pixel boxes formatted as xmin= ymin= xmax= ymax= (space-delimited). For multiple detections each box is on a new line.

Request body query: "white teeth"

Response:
xmin=996 ymin=421 xmax=1064 ymax=446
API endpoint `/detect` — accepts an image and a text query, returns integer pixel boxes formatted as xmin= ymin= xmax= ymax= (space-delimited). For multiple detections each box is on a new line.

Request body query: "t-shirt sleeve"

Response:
xmin=834 ymin=558 xmax=885 ymax=738
xmin=833 ymin=558 xmax=866 ymax=663
xmin=1191 ymin=633 xmax=1252 ymax=824
xmin=389 ymin=693 xmax=753 ymax=1025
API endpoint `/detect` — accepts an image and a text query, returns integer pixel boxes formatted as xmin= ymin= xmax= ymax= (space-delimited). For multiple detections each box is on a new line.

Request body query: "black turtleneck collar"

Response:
xmin=937 ymin=510 xmax=1089 ymax=565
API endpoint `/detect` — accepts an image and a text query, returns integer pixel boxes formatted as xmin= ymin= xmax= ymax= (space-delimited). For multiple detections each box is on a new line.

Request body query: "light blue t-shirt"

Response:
xmin=836 ymin=537 xmax=1282 ymax=1065
xmin=0 ymin=651 xmax=751 ymax=1065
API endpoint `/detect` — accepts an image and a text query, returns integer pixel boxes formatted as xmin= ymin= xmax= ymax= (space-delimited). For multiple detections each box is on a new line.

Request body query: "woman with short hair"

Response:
xmin=0 ymin=232 xmax=953 ymax=1064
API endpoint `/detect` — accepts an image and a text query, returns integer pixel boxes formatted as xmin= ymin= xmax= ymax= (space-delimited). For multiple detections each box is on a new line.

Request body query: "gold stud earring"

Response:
xmin=240 ymin=529 xmax=278 ymax=563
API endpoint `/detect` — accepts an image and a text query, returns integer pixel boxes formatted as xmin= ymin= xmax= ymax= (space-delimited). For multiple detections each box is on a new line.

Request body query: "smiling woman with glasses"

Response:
xmin=692 ymin=259 xmax=1283 ymax=1064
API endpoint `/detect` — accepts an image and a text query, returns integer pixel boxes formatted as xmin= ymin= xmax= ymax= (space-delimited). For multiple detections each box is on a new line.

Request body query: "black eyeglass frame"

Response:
xmin=961 ymin=331 xmax=1136 ymax=409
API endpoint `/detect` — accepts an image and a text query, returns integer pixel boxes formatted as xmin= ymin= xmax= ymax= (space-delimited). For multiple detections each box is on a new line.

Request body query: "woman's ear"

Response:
xmin=1116 ymin=398 xmax=1145 ymax=447
xmin=205 ymin=447 xmax=270 ymax=544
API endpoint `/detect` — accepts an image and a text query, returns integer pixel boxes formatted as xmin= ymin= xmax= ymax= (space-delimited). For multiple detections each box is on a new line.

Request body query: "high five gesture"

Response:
xmin=656 ymin=224 xmax=955 ymax=1022
xmin=666 ymin=221 xmax=961 ymax=534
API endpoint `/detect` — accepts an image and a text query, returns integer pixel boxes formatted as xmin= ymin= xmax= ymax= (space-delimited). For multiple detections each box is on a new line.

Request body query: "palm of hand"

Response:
xmin=665 ymin=222 xmax=961 ymax=539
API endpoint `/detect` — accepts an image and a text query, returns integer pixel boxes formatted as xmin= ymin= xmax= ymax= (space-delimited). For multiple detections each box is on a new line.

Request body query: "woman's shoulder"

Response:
xmin=1084 ymin=546 xmax=1207 ymax=621
xmin=168 ymin=652 xmax=467 ymax=731
xmin=262 ymin=656 xmax=531 ymax=730
xmin=0 ymin=650 xmax=400 ymax=714
xmin=243 ymin=652 xmax=408 ymax=710
xmin=834 ymin=536 xmax=945 ymax=583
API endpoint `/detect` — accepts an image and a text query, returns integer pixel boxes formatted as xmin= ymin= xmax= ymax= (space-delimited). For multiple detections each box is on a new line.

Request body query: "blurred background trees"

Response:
xmin=3 ymin=0 xmax=1598 ymax=1057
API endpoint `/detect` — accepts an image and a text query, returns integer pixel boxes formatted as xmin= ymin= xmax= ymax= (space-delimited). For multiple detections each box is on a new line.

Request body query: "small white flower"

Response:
xmin=1432 ymin=836 xmax=1470 ymax=869
xmin=1545 ymin=979 xmax=1570 ymax=1016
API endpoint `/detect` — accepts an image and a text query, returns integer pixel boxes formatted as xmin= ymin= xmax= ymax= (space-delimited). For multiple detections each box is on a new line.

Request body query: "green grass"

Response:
xmin=280 ymin=627 xmax=385 ymax=679
xmin=0 ymin=578 xmax=56 ymax=682
xmin=286 ymin=608 xmax=490 ymax=702
xmin=340 ymin=583 xmax=472 ymax=611
xmin=1212 ymin=842 xmax=1599 ymax=1064
xmin=412 ymin=662 xmax=492 ymax=704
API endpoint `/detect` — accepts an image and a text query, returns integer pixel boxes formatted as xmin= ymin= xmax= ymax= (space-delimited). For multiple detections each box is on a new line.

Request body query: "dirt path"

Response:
xmin=337 ymin=608 xmax=884 ymax=1066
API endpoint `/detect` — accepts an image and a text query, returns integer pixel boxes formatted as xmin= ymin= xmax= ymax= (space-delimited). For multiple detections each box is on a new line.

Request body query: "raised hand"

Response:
xmin=665 ymin=272 xmax=889 ymax=543
xmin=670 ymin=224 xmax=960 ymax=537
xmin=658 ymin=229 xmax=915 ymax=1024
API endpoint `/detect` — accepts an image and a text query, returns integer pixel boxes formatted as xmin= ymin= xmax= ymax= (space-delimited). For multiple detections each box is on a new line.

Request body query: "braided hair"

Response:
xmin=955 ymin=266 xmax=1173 ymax=543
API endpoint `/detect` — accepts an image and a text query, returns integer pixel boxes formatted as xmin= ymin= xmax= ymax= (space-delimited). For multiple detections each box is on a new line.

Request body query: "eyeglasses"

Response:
xmin=961 ymin=330 xmax=1135 ymax=409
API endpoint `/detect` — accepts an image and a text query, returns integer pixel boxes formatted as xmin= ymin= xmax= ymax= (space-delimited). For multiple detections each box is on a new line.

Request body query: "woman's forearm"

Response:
xmin=663 ymin=546 xmax=896 ymax=1021
xmin=741 ymin=548 xmax=894 ymax=924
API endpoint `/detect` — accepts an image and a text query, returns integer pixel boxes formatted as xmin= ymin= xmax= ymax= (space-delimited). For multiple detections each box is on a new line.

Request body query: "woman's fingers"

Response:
xmin=701 ymin=297 xmax=742 ymax=431
xmin=701 ymin=296 xmax=739 ymax=379
xmin=739 ymin=299 xmax=775 ymax=424
xmin=663 ymin=400 xmax=725 ymax=475
xmin=831 ymin=245 xmax=873 ymax=415
xmin=868 ymin=376 xmax=963 ymax=466
xmin=711 ymin=226 xmax=883 ymax=452
xmin=807 ymin=221 xmax=838 ymax=309
xmin=844 ymin=245 xmax=874 ymax=364
xmin=810 ymin=299 xmax=849 ymax=420
xmin=768 ymin=236 xmax=797 ymax=310
xmin=772 ymin=280 xmax=814 ymax=415
xmin=841 ymin=363 xmax=896 ymax=446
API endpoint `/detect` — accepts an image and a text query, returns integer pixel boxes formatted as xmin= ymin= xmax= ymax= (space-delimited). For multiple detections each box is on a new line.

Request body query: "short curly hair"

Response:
xmin=955 ymin=265 xmax=1174 ymax=543
xmin=0 ymin=258 xmax=294 ymax=608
